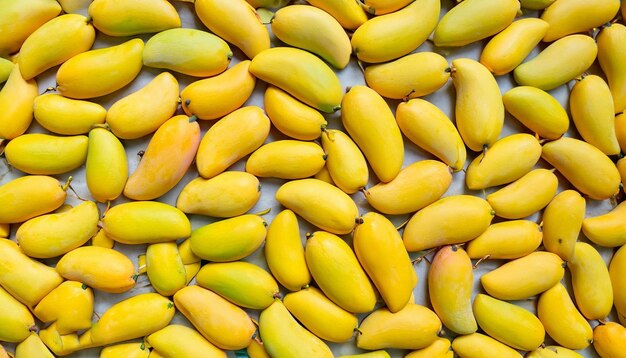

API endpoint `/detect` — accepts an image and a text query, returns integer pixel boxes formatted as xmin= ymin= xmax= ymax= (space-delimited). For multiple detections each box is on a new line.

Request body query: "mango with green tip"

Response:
xmin=100 ymin=343 xmax=150 ymax=358
xmin=33 ymin=281 xmax=93 ymax=335
xmin=0 ymin=0 xmax=61 ymax=55
xmin=264 ymin=86 xmax=327 ymax=141
xmin=246 ymin=140 xmax=326 ymax=180
xmin=0 ymin=175 xmax=67 ymax=224
xmin=85 ymin=127 xmax=127 ymax=203
xmin=542 ymin=190 xmax=586 ymax=262
xmin=568 ymin=242 xmax=614 ymax=320
xmin=34 ymin=94 xmax=106 ymax=135
xmin=540 ymin=0 xmax=620 ymax=42
xmin=146 ymin=242 xmax=186 ymax=297
xmin=146 ymin=325 xmax=226 ymax=358
xmin=321 ymin=129 xmax=369 ymax=194
xmin=593 ymin=322 xmax=626 ymax=358
xmin=598 ymin=23 xmax=626 ymax=114
xmin=88 ymin=0 xmax=180 ymax=36
xmin=466 ymin=220 xmax=542 ymax=260
xmin=0 ymin=64 xmax=38 ymax=140
xmin=0 ymin=285 xmax=35 ymax=343
xmin=451 ymin=333 xmax=522 ymax=358
xmin=502 ymin=86 xmax=569 ymax=139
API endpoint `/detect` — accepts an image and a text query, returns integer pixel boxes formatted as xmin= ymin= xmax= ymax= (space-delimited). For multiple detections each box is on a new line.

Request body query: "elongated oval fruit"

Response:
xmin=33 ymin=281 xmax=94 ymax=335
xmin=396 ymin=99 xmax=465 ymax=170
xmin=322 ymin=129 xmax=368 ymax=194
xmin=250 ymin=47 xmax=342 ymax=113
xmin=265 ymin=209 xmax=310 ymax=291
xmin=190 ymin=214 xmax=267 ymax=262
xmin=480 ymin=18 xmax=549 ymax=76
xmin=0 ymin=175 xmax=67 ymax=224
xmin=502 ymin=86 xmax=569 ymax=139
xmin=568 ymin=242 xmax=614 ymax=320
xmin=177 ymin=171 xmax=260 ymax=218
xmin=351 ymin=0 xmax=440 ymax=63
xmin=305 ymin=231 xmax=377 ymax=313
xmin=486 ymin=168 xmax=558 ymax=219
xmin=405 ymin=338 xmax=453 ymax=358
xmin=260 ymin=300 xmax=333 ymax=357
xmin=583 ymin=201 xmax=626 ymax=247
xmin=146 ymin=325 xmax=225 ymax=358
xmin=610 ymin=245 xmax=626 ymax=323
xmin=284 ymin=287 xmax=357 ymax=343
xmin=146 ymin=242 xmax=186 ymax=297
xmin=542 ymin=190 xmax=585 ymax=262
xmin=106 ymin=72 xmax=179 ymax=140
xmin=182 ymin=60 xmax=256 ymax=120
xmin=18 ymin=14 xmax=95 ymax=80
xmin=594 ymin=322 xmax=626 ymax=358
xmin=481 ymin=251 xmax=564 ymax=300
xmin=598 ymin=23 xmax=626 ymax=114
xmin=102 ymin=201 xmax=191 ymax=244
xmin=473 ymin=293 xmax=545 ymax=351
xmin=100 ymin=343 xmax=151 ymax=358
xmin=246 ymin=140 xmax=326 ymax=179
xmin=541 ymin=0 xmax=620 ymax=42
xmin=5 ymin=133 xmax=88 ymax=175
xmin=0 ymin=286 xmax=35 ymax=343
xmin=85 ymin=127 xmax=128 ymax=202
xmin=514 ymin=35 xmax=597 ymax=90
xmin=88 ymin=0 xmax=180 ymax=36
xmin=452 ymin=333 xmax=522 ymax=358
xmin=196 ymin=261 xmax=279 ymax=310
xmin=354 ymin=212 xmax=417 ymax=313
xmin=174 ymin=285 xmax=255 ymax=350
xmin=196 ymin=106 xmax=270 ymax=178
xmin=264 ymin=86 xmax=326 ymax=140
xmin=0 ymin=64 xmax=38 ymax=140
xmin=451 ymin=58 xmax=504 ymax=152
xmin=357 ymin=304 xmax=441 ymax=350
xmin=0 ymin=0 xmax=61 ymax=55
xmin=79 ymin=293 xmax=175 ymax=349
xmin=434 ymin=0 xmax=519 ymax=47
xmin=307 ymin=0 xmax=367 ymax=30
xmin=428 ymin=245 xmax=476 ymax=335
xmin=342 ymin=86 xmax=403 ymax=182
xmin=537 ymin=283 xmax=593 ymax=350
xmin=143 ymin=28 xmax=232 ymax=77
xmin=271 ymin=5 xmax=351 ymax=69
xmin=56 ymin=38 xmax=144 ymax=99
xmin=195 ymin=0 xmax=269 ymax=58
xmin=17 ymin=200 xmax=99 ymax=258
xmin=542 ymin=137 xmax=620 ymax=200
xmin=34 ymin=94 xmax=106 ymax=135
xmin=403 ymin=195 xmax=494 ymax=252
xmin=124 ymin=115 xmax=200 ymax=200
xmin=15 ymin=333 xmax=54 ymax=358
xmin=276 ymin=179 xmax=359 ymax=235
xmin=466 ymin=220 xmax=542 ymax=259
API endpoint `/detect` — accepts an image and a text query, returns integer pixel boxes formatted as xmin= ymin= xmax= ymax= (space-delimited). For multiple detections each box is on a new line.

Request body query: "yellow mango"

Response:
xmin=0 ymin=238 xmax=63 ymax=307
xmin=247 ymin=339 xmax=270 ymax=358
xmin=195 ymin=0 xmax=269 ymax=59
xmin=339 ymin=351 xmax=390 ymax=358
xmin=542 ymin=190 xmax=586 ymax=262
xmin=593 ymin=322 xmax=626 ymax=358
xmin=100 ymin=343 xmax=150 ymax=358
xmin=265 ymin=209 xmax=310 ymax=291
xmin=260 ymin=300 xmax=333 ymax=357
xmin=0 ymin=57 xmax=13 ymax=83
xmin=403 ymin=195 xmax=494 ymax=252
xmin=246 ymin=0 xmax=289 ymax=8
xmin=520 ymin=0 xmax=554 ymax=9
xmin=146 ymin=325 xmax=226 ymax=358
xmin=306 ymin=0 xmax=367 ymax=30
xmin=143 ymin=28 xmax=232 ymax=77
xmin=246 ymin=140 xmax=326 ymax=179
xmin=305 ymin=231 xmax=377 ymax=313
xmin=38 ymin=323 xmax=80 ymax=356
xmin=146 ymin=242 xmax=186 ymax=297
xmin=452 ymin=333 xmax=522 ymax=358
xmin=184 ymin=262 xmax=201 ymax=285
xmin=0 ymin=175 xmax=67 ymax=224
xmin=351 ymin=0 xmax=439 ymax=63
xmin=542 ymin=137 xmax=620 ymax=200
xmin=181 ymin=61 xmax=256 ymax=120
xmin=0 ymin=285 xmax=35 ymax=343
xmin=17 ymin=200 xmax=99 ymax=258
xmin=568 ymin=242 xmax=614 ymax=320
xmin=91 ymin=228 xmax=114 ymax=249
xmin=395 ymin=99 xmax=466 ymax=170
xmin=466 ymin=220 xmax=542 ymax=259
xmin=174 ymin=285 xmax=255 ymax=350
xmin=528 ymin=347 xmax=582 ymax=358
xmin=149 ymin=350 xmax=164 ymax=358
xmin=543 ymin=346 xmax=584 ymax=358
xmin=196 ymin=261 xmax=279 ymax=310
xmin=357 ymin=304 xmax=441 ymax=350
xmin=353 ymin=212 xmax=417 ymax=313
xmin=0 ymin=64 xmax=38 ymax=140
xmin=583 ymin=201 xmax=626 ymax=247
xmin=5 ymin=133 xmax=88 ymax=175
xmin=34 ymin=94 xmax=106 ymax=135
xmin=537 ymin=283 xmax=593 ymax=350
xmin=360 ymin=0 xmax=412 ymax=14
xmin=57 ymin=0 xmax=92 ymax=14
xmin=514 ymin=34 xmax=597 ymax=90
xmin=106 ymin=72 xmax=179 ymax=140
xmin=486 ymin=168 xmax=558 ymax=219
xmin=79 ymin=293 xmax=175 ymax=349
xmin=15 ymin=333 xmax=54 ymax=358
xmin=322 ymin=129 xmax=369 ymax=194
xmin=480 ymin=18 xmax=549 ymax=76
xmin=284 ymin=286 xmax=357 ymax=342
xmin=85 ymin=127 xmax=127 ymax=202
xmin=0 ymin=223 xmax=8 ymax=238
xmin=250 ymin=47 xmax=342 ymax=113
xmin=610 ymin=245 xmax=626 ymax=323
xmin=451 ymin=58 xmax=504 ymax=152
xmin=264 ymin=86 xmax=326 ymax=140
xmin=314 ymin=165 xmax=335 ymax=185
xmin=541 ymin=0 xmax=620 ymax=42
xmin=189 ymin=214 xmax=267 ymax=262
xmin=473 ymin=293 xmax=545 ymax=351
xmin=33 ymin=281 xmax=93 ymax=335
xmin=56 ymin=246 xmax=135 ymax=293
xmin=434 ymin=0 xmax=519 ymax=47
xmin=598 ymin=23 xmax=626 ymax=114
xmin=342 ymin=85 xmax=403 ymax=182
xmin=276 ymin=178 xmax=359 ymax=235
xmin=18 ymin=14 xmax=95 ymax=80
xmin=124 ymin=115 xmax=200 ymax=200
xmin=178 ymin=238 xmax=200 ymax=265
xmin=428 ymin=245 xmax=476 ymax=335
xmin=502 ymin=86 xmax=569 ymax=139
xmin=405 ymin=338 xmax=453 ymax=358
xmin=56 ymin=38 xmax=144 ymax=99
xmin=0 ymin=0 xmax=61 ymax=55
xmin=88 ymin=0 xmax=180 ymax=36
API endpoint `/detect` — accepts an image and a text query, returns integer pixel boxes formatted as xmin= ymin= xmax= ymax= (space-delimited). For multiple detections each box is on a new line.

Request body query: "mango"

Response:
xmin=466 ymin=220 xmax=542 ymax=259
xmin=0 ymin=285 xmax=35 ymax=343
xmin=541 ymin=0 xmax=620 ymax=42
xmin=146 ymin=242 xmax=186 ymax=296
xmin=568 ymin=242 xmax=614 ymax=320
xmin=33 ymin=281 xmax=93 ymax=335
xmin=34 ymin=94 xmax=106 ymax=135
xmin=0 ymin=0 xmax=61 ymax=55
xmin=146 ymin=325 xmax=226 ymax=358
xmin=542 ymin=190 xmax=586 ymax=262
xmin=0 ymin=65 xmax=38 ymax=140
xmin=246 ymin=140 xmax=326 ymax=179
xmin=88 ymin=0 xmax=180 ymax=36
xmin=0 ymin=175 xmax=67 ymax=224
xmin=264 ymin=86 xmax=327 ymax=141
xmin=502 ymin=86 xmax=569 ymax=139
xmin=322 ymin=129 xmax=369 ymax=194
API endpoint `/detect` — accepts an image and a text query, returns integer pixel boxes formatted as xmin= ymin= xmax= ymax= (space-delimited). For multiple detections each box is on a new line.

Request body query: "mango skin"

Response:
xmin=86 ymin=127 xmax=128 ymax=203
xmin=34 ymin=94 xmax=106 ymax=135
xmin=568 ymin=242 xmax=614 ymax=320
xmin=541 ymin=0 xmax=620 ymax=42
xmin=405 ymin=338 xmax=453 ymax=358
xmin=38 ymin=322 xmax=80 ymax=356
xmin=610 ymin=245 xmax=626 ymax=323
xmin=466 ymin=220 xmax=542 ymax=259
xmin=15 ymin=333 xmax=55 ymax=358
xmin=146 ymin=242 xmax=186 ymax=297
xmin=597 ymin=23 xmax=626 ymax=114
xmin=306 ymin=0 xmax=367 ymax=30
xmin=0 ymin=64 xmax=38 ymax=140
xmin=100 ymin=343 xmax=151 ymax=358
xmin=246 ymin=140 xmax=326 ymax=180
xmin=5 ymin=133 xmax=88 ymax=175
xmin=33 ymin=281 xmax=93 ymax=335
xmin=452 ymin=333 xmax=522 ymax=358
xmin=0 ymin=285 xmax=35 ymax=343
xmin=264 ymin=86 xmax=327 ymax=141
xmin=322 ymin=129 xmax=369 ymax=194
xmin=0 ymin=0 xmax=61 ymax=56
xmin=88 ymin=0 xmax=181 ymax=36
xmin=0 ymin=175 xmax=66 ymax=224
xmin=582 ymin=201 xmax=626 ymax=247
xmin=146 ymin=325 xmax=226 ymax=358
xmin=542 ymin=190 xmax=585 ymax=262
xmin=593 ymin=322 xmax=626 ymax=358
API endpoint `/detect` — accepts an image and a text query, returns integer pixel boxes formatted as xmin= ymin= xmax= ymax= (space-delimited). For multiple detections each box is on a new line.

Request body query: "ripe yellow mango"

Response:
xmin=146 ymin=242 xmax=186 ymax=297
xmin=593 ymin=322 xmax=626 ymax=358
xmin=568 ymin=242 xmax=614 ymax=320
xmin=306 ymin=0 xmax=367 ymax=30
xmin=246 ymin=0 xmax=289 ymax=8
xmin=184 ymin=262 xmax=201 ymax=285
xmin=34 ymin=94 xmax=106 ymax=135
xmin=0 ymin=0 xmax=61 ymax=55
xmin=247 ymin=339 xmax=270 ymax=358
xmin=5 ymin=133 xmax=88 ymax=175
xmin=0 ymin=175 xmax=67 ymax=224
xmin=178 ymin=238 xmax=200 ymax=265
xmin=85 ymin=127 xmax=127 ymax=202
xmin=305 ymin=231 xmax=377 ymax=313
xmin=502 ymin=86 xmax=569 ymax=139
xmin=146 ymin=325 xmax=226 ymax=358
xmin=529 ymin=347 xmax=583 ymax=358
xmin=190 ymin=214 xmax=267 ymax=262
xmin=246 ymin=140 xmax=326 ymax=179
xmin=452 ymin=333 xmax=522 ymax=358
xmin=520 ymin=0 xmax=554 ymax=9
xmin=0 ymin=285 xmax=35 ymax=343
xmin=542 ymin=190 xmax=585 ymax=262
xmin=33 ymin=281 xmax=93 ymax=335
xmin=264 ymin=86 xmax=327 ymax=140
xmin=403 ymin=195 xmax=494 ymax=252
xmin=598 ymin=23 xmax=626 ymax=114
xmin=360 ymin=0 xmax=412 ymax=14
xmin=610 ymin=245 xmax=626 ymax=323
xmin=405 ymin=338 xmax=452 ymax=358
xmin=88 ymin=0 xmax=180 ymax=36
xmin=38 ymin=323 xmax=80 ymax=356
xmin=0 ymin=65 xmax=38 ymax=140
xmin=322 ymin=129 xmax=368 ymax=194
xmin=466 ymin=220 xmax=542 ymax=259
xmin=91 ymin=228 xmax=114 ymax=249
xmin=541 ymin=0 xmax=620 ymax=42
xmin=100 ymin=343 xmax=150 ymax=358
xmin=583 ymin=201 xmax=626 ymax=247
xmin=0 ymin=57 xmax=13 ymax=84
xmin=339 ymin=351 xmax=390 ymax=358
xmin=314 ymin=165 xmax=335 ymax=185
xmin=15 ymin=333 xmax=54 ymax=357
xmin=174 ymin=285 xmax=255 ymax=350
